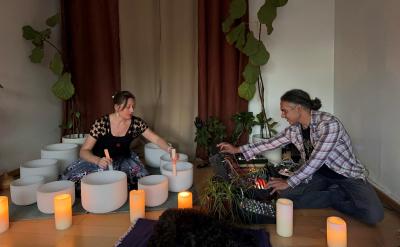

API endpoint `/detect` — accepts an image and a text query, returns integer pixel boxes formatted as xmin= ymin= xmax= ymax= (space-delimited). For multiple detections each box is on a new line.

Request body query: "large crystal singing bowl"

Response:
xmin=81 ymin=171 xmax=128 ymax=213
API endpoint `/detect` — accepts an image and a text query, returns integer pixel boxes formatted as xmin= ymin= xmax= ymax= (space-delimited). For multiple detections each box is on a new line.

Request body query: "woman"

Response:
xmin=62 ymin=91 xmax=172 ymax=191
xmin=218 ymin=89 xmax=384 ymax=225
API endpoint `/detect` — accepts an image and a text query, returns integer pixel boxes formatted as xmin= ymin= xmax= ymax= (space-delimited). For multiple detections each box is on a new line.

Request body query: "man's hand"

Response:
xmin=267 ymin=177 xmax=289 ymax=194
xmin=216 ymin=142 xmax=240 ymax=154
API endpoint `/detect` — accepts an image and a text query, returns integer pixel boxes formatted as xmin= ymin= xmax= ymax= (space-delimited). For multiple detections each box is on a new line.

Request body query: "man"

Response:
xmin=218 ymin=89 xmax=384 ymax=225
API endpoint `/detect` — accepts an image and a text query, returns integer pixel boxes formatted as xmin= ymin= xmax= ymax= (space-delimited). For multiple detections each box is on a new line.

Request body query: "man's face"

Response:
xmin=280 ymin=101 xmax=300 ymax=125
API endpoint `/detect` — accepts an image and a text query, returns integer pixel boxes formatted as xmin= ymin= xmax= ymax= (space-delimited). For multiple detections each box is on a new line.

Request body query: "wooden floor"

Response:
xmin=1 ymin=166 xmax=399 ymax=247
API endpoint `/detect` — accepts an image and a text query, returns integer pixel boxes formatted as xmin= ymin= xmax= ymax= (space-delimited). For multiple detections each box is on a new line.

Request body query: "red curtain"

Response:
xmin=198 ymin=0 xmax=249 ymax=156
xmin=61 ymin=0 xmax=121 ymax=132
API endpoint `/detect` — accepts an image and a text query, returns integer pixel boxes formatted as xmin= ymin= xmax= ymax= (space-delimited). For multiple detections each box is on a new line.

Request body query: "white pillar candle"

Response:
xmin=130 ymin=190 xmax=145 ymax=224
xmin=327 ymin=216 xmax=347 ymax=247
xmin=178 ymin=191 xmax=192 ymax=209
xmin=276 ymin=198 xmax=293 ymax=237
xmin=54 ymin=194 xmax=72 ymax=230
xmin=0 ymin=196 xmax=9 ymax=233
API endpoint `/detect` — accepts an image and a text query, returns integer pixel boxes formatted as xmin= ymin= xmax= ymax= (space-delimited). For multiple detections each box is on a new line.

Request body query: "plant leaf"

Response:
xmin=22 ymin=25 xmax=39 ymax=40
xmin=226 ymin=22 xmax=245 ymax=45
xmin=238 ymin=82 xmax=256 ymax=100
xmin=272 ymin=0 xmax=289 ymax=7
xmin=32 ymin=35 xmax=44 ymax=46
xmin=66 ymin=120 xmax=73 ymax=129
xmin=75 ymin=112 xmax=81 ymax=119
xmin=46 ymin=13 xmax=60 ymax=27
xmin=29 ymin=47 xmax=44 ymax=63
xmin=249 ymin=41 xmax=270 ymax=66
xmin=257 ymin=1 xmax=277 ymax=35
xmin=222 ymin=16 xmax=234 ymax=33
xmin=235 ymin=24 xmax=246 ymax=50
xmin=242 ymin=63 xmax=260 ymax=84
xmin=52 ymin=72 xmax=75 ymax=100
xmin=40 ymin=28 xmax=51 ymax=39
xmin=49 ymin=53 xmax=64 ymax=76
xmin=242 ymin=32 xmax=258 ymax=56
xmin=229 ymin=0 xmax=247 ymax=19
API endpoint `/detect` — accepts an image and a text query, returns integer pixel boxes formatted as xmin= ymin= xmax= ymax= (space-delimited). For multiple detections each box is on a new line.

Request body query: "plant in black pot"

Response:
xmin=230 ymin=111 xmax=257 ymax=145
xmin=194 ymin=117 xmax=227 ymax=157
xmin=200 ymin=176 xmax=242 ymax=223
xmin=22 ymin=13 xmax=86 ymax=144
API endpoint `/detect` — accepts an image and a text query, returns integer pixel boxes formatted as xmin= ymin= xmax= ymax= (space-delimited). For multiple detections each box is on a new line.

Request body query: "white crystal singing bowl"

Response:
xmin=81 ymin=171 xmax=128 ymax=213
xmin=160 ymin=162 xmax=193 ymax=192
xmin=144 ymin=143 xmax=168 ymax=168
xmin=37 ymin=180 xmax=75 ymax=214
xmin=138 ymin=175 xmax=168 ymax=207
xmin=41 ymin=143 xmax=79 ymax=173
xmin=61 ymin=134 xmax=88 ymax=146
xmin=10 ymin=176 xmax=45 ymax=205
xmin=20 ymin=159 xmax=59 ymax=182
xmin=159 ymin=153 xmax=189 ymax=168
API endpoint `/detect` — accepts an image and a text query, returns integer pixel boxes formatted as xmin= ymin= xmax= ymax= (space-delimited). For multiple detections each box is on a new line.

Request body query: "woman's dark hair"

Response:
xmin=280 ymin=89 xmax=322 ymax=110
xmin=112 ymin=91 xmax=135 ymax=109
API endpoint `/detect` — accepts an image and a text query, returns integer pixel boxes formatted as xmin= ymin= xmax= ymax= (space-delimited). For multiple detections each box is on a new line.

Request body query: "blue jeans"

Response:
xmin=280 ymin=174 xmax=384 ymax=225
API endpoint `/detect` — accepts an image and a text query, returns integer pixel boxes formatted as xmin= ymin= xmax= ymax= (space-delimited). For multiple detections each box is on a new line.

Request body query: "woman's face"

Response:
xmin=280 ymin=101 xmax=300 ymax=125
xmin=115 ymin=98 xmax=135 ymax=120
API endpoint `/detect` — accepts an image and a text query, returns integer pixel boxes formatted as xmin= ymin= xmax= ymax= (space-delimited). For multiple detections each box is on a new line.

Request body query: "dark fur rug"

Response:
xmin=147 ymin=208 xmax=263 ymax=247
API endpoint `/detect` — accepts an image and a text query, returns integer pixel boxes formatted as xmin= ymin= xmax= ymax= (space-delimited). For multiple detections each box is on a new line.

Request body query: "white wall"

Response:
xmin=335 ymin=0 xmax=400 ymax=203
xmin=249 ymin=0 xmax=335 ymax=134
xmin=0 ymin=1 xmax=62 ymax=171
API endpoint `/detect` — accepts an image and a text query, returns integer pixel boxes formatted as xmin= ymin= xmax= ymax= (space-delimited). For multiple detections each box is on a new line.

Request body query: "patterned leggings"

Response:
xmin=61 ymin=152 xmax=149 ymax=192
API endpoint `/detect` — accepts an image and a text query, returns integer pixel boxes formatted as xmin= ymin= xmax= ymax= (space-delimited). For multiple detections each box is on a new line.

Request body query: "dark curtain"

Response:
xmin=197 ymin=0 xmax=249 ymax=158
xmin=61 ymin=0 xmax=121 ymax=133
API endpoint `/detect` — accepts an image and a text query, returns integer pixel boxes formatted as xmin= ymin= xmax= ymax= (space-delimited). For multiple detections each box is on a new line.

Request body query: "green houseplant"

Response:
xmin=222 ymin=0 xmax=287 ymax=139
xmin=200 ymin=176 xmax=242 ymax=222
xmin=194 ymin=117 xmax=227 ymax=156
xmin=22 ymin=13 xmax=84 ymax=140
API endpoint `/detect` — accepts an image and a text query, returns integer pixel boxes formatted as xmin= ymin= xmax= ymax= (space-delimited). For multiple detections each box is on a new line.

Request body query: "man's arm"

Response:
xmin=239 ymin=127 xmax=292 ymax=160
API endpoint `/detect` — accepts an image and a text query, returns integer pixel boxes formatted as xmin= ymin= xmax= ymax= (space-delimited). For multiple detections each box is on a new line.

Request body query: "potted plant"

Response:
xmin=22 ymin=13 xmax=86 ymax=145
xmin=230 ymin=111 xmax=256 ymax=145
xmin=200 ymin=176 xmax=242 ymax=223
xmin=194 ymin=116 xmax=227 ymax=157
xmin=222 ymin=0 xmax=288 ymax=162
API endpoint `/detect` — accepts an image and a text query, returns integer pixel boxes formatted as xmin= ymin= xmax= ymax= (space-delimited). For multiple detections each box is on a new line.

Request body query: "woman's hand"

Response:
xmin=216 ymin=142 xmax=240 ymax=154
xmin=267 ymin=177 xmax=289 ymax=194
xmin=96 ymin=157 xmax=112 ymax=169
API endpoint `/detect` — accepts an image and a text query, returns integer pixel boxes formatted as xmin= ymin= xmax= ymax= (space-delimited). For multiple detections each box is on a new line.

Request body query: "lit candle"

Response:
xmin=130 ymin=190 xmax=145 ymax=224
xmin=178 ymin=191 xmax=192 ymax=209
xmin=276 ymin=198 xmax=293 ymax=237
xmin=54 ymin=194 xmax=72 ymax=230
xmin=171 ymin=148 xmax=177 ymax=176
xmin=327 ymin=216 xmax=347 ymax=247
xmin=0 ymin=196 xmax=9 ymax=233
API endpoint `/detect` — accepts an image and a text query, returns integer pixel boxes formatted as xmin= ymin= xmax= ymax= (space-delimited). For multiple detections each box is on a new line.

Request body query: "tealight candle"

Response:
xmin=54 ymin=194 xmax=72 ymax=230
xmin=276 ymin=198 xmax=293 ymax=237
xmin=0 ymin=196 xmax=9 ymax=233
xmin=130 ymin=190 xmax=145 ymax=223
xmin=327 ymin=216 xmax=347 ymax=247
xmin=178 ymin=191 xmax=192 ymax=209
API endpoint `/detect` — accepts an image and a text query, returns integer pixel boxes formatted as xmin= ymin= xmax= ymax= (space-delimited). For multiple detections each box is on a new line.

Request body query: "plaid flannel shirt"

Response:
xmin=240 ymin=110 xmax=367 ymax=188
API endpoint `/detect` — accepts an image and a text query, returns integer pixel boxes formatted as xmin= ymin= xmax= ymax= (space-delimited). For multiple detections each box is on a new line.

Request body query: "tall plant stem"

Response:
xmin=44 ymin=39 xmax=62 ymax=55
xmin=256 ymin=23 xmax=271 ymax=139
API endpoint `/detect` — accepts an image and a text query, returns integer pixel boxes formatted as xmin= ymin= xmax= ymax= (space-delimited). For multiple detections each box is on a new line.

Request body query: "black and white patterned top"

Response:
xmin=90 ymin=115 xmax=148 ymax=159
